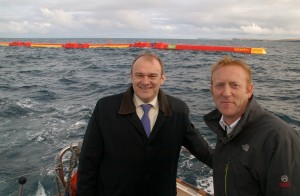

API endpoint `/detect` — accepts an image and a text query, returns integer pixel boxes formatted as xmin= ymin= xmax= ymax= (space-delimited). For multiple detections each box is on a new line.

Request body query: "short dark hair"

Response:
xmin=131 ymin=52 xmax=165 ymax=75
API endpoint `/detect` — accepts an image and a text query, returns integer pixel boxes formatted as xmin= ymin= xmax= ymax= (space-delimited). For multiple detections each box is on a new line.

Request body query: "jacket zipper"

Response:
xmin=224 ymin=162 xmax=229 ymax=196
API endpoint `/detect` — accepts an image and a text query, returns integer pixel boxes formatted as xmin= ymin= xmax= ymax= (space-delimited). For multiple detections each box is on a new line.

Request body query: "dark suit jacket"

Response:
xmin=77 ymin=85 xmax=213 ymax=196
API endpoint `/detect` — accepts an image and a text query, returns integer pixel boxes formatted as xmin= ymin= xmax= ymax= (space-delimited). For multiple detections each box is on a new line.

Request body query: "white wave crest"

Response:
xmin=35 ymin=181 xmax=47 ymax=196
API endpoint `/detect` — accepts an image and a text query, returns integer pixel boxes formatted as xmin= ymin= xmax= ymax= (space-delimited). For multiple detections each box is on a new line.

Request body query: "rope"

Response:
xmin=65 ymin=145 xmax=78 ymax=195
xmin=54 ymin=142 xmax=82 ymax=196
xmin=54 ymin=159 xmax=75 ymax=194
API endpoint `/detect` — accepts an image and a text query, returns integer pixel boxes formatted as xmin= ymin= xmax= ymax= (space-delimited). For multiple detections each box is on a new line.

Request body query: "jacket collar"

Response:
xmin=118 ymin=85 xmax=171 ymax=116
xmin=204 ymin=95 xmax=262 ymax=142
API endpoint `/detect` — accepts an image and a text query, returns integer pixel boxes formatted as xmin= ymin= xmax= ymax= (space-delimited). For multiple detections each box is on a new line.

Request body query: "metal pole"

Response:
xmin=18 ymin=176 xmax=27 ymax=196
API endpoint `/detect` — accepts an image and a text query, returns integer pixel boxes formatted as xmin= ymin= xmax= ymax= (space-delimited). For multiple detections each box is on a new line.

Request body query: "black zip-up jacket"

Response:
xmin=204 ymin=96 xmax=300 ymax=196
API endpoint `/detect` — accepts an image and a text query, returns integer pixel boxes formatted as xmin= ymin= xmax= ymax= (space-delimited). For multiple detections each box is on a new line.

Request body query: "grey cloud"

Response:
xmin=0 ymin=0 xmax=299 ymax=39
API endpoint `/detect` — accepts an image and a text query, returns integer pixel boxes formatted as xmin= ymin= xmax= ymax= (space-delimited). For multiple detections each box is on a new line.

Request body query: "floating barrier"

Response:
xmin=62 ymin=42 xmax=90 ymax=49
xmin=8 ymin=41 xmax=31 ymax=47
xmin=152 ymin=42 xmax=266 ymax=54
xmin=0 ymin=41 xmax=267 ymax=54
xmin=89 ymin=43 xmax=131 ymax=48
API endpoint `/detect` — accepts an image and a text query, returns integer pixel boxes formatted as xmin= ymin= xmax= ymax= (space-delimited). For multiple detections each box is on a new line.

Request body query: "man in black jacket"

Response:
xmin=204 ymin=56 xmax=300 ymax=195
xmin=77 ymin=52 xmax=213 ymax=196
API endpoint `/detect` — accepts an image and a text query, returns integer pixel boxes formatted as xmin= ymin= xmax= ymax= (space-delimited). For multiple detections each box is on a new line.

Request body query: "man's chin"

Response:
xmin=220 ymin=109 xmax=234 ymax=117
xmin=138 ymin=95 xmax=152 ymax=103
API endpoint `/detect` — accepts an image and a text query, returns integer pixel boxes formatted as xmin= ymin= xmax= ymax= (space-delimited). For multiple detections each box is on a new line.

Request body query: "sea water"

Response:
xmin=0 ymin=38 xmax=299 ymax=195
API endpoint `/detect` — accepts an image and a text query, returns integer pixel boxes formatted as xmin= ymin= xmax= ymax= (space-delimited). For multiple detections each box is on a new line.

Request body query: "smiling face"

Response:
xmin=211 ymin=64 xmax=253 ymax=125
xmin=131 ymin=54 xmax=166 ymax=103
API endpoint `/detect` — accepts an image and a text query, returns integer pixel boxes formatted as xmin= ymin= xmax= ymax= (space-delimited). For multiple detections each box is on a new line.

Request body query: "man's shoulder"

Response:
xmin=164 ymin=94 xmax=189 ymax=113
xmin=165 ymin=93 xmax=186 ymax=104
xmin=250 ymin=108 xmax=299 ymax=139
xmin=97 ymin=92 xmax=124 ymax=104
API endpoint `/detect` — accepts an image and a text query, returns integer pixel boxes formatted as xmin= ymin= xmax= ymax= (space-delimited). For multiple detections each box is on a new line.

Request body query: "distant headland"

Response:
xmin=231 ymin=38 xmax=300 ymax=42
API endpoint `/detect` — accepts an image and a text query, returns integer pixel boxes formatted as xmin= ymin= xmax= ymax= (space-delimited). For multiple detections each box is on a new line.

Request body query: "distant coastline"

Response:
xmin=231 ymin=38 xmax=300 ymax=42
xmin=1 ymin=37 xmax=300 ymax=42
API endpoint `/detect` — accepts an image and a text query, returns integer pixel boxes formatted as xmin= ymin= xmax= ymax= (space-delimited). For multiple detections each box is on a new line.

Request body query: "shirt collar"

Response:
xmin=219 ymin=116 xmax=241 ymax=135
xmin=133 ymin=94 xmax=158 ymax=109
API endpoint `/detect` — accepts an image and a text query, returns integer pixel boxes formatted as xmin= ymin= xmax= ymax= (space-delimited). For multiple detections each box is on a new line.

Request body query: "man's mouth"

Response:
xmin=140 ymin=85 xmax=150 ymax=90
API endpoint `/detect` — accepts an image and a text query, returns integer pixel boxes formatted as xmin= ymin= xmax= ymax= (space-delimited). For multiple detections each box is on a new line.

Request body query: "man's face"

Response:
xmin=211 ymin=65 xmax=253 ymax=124
xmin=131 ymin=57 xmax=166 ymax=103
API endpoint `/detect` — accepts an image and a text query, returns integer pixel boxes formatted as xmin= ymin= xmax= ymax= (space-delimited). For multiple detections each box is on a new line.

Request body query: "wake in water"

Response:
xmin=35 ymin=182 xmax=46 ymax=196
xmin=197 ymin=177 xmax=214 ymax=194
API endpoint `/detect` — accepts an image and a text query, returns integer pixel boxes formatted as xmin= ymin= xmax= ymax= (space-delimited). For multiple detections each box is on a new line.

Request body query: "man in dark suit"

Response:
xmin=77 ymin=52 xmax=213 ymax=196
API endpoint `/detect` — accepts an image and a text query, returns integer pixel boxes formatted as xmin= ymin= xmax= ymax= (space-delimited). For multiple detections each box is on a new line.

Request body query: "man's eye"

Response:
xmin=232 ymin=83 xmax=240 ymax=89
xmin=149 ymin=75 xmax=158 ymax=79
xmin=215 ymin=84 xmax=223 ymax=88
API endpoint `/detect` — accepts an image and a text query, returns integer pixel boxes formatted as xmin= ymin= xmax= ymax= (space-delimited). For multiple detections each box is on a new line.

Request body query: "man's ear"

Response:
xmin=247 ymin=83 xmax=254 ymax=98
xmin=160 ymin=74 xmax=166 ymax=85
xmin=210 ymin=84 xmax=214 ymax=96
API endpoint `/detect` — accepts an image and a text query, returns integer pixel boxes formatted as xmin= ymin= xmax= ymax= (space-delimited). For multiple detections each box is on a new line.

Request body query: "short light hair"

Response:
xmin=211 ymin=56 xmax=252 ymax=85
xmin=131 ymin=52 xmax=165 ymax=75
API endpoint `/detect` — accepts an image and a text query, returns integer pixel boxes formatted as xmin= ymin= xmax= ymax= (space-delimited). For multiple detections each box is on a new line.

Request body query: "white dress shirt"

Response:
xmin=219 ymin=115 xmax=240 ymax=135
xmin=133 ymin=94 xmax=159 ymax=131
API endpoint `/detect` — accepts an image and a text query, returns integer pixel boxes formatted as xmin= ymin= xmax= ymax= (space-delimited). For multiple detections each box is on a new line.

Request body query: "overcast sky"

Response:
xmin=1 ymin=0 xmax=299 ymax=39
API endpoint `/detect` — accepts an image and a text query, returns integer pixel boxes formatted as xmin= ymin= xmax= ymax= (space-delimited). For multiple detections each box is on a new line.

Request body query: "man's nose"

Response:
xmin=141 ymin=76 xmax=150 ymax=84
xmin=223 ymin=85 xmax=231 ymax=96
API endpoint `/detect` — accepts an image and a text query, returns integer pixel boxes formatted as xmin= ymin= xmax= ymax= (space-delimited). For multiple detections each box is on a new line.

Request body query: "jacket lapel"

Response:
xmin=148 ymin=89 xmax=171 ymax=141
xmin=148 ymin=111 xmax=166 ymax=141
xmin=128 ymin=112 xmax=149 ymax=138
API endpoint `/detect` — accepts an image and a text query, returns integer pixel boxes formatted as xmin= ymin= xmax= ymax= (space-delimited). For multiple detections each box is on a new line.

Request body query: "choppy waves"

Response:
xmin=0 ymin=38 xmax=299 ymax=195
